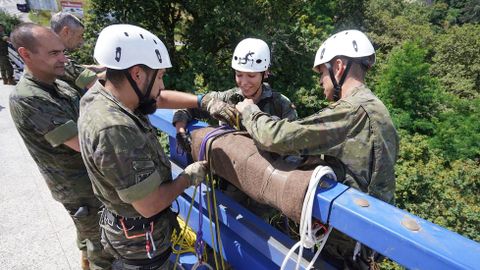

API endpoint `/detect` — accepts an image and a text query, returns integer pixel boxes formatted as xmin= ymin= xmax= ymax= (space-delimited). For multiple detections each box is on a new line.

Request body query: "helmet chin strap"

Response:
xmin=123 ymin=68 xmax=159 ymax=106
xmin=325 ymin=60 xmax=352 ymax=102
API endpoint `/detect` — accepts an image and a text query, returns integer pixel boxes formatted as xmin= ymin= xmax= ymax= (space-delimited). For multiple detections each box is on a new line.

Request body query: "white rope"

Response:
xmin=280 ymin=165 xmax=336 ymax=270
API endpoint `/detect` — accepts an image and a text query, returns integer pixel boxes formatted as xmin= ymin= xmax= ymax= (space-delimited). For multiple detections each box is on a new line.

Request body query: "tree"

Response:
xmin=395 ymin=132 xmax=480 ymax=242
xmin=431 ymin=24 xmax=480 ymax=99
xmin=0 ymin=10 xmax=21 ymax=33
xmin=80 ymin=0 xmax=336 ymax=117
xmin=430 ymin=96 xmax=480 ymax=160
xmin=374 ymin=41 xmax=440 ymax=135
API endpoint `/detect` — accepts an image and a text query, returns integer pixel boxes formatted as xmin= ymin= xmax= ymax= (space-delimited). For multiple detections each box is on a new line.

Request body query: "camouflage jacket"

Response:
xmin=78 ymin=82 xmax=173 ymax=218
xmin=240 ymin=85 xmax=399 ymax=203
xmin=59 ymin=56 xmax=97 ymax=94
xmin=172 ymin=83 xmax=297 ymax=125
xmin=9 ymin=72 xmax=96 ymax=203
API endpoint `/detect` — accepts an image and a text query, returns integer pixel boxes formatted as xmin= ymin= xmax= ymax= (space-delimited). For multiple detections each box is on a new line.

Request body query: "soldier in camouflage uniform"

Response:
xmin=0 ymin=23 xmax=15 ymax=85
xmin=50 ymin=12 xmax=104 ymax=94
xmin=78 ymin=24 xmax=208 ymax=270
xmin=237 ymin=30 xmax=399 ymax=269
xmin=173 ymin=38 xmax=296 ymax=137
xmin=8 ymin=23 xmax=114 ymax=269
xmin=173 ymin=38 xmax=297 ymax=224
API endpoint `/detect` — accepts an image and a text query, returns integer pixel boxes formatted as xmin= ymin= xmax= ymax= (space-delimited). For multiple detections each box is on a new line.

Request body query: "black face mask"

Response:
xmin=137 ymin=98 xmax=157 ymax=115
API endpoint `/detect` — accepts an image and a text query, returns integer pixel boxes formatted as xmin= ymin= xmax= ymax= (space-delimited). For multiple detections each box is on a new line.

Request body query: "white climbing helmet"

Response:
xmin=231 ymin=38 xmax=270 ymax=72
xmin=94 ymin=24 xmax=172 ymax=70
xmin=313 ymin=29 xmax=375 ymax=73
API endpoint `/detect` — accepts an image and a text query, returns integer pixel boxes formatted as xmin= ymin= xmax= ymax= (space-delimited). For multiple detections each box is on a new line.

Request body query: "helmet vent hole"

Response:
xmin=352 ymin=40 xmax=358 ymax=52
xmin=155 ymin=49 xmax=162 ymax=63
xmin=124 ymin=32 xmax=129 ymax=37
xmin=256 ymin=59 xmax=262 ymax=64
xmin=153 ymin=39 xmax=157 ymax=44
xmin=345 ymin=31 xmax=349 ymax=35
xmin=234 ymin=56 xmax=238 ymax=60
xmin=140 ymin=34 xmax=144 ymax=39
xmin=320 ymin=48 xmax=325 ymax=59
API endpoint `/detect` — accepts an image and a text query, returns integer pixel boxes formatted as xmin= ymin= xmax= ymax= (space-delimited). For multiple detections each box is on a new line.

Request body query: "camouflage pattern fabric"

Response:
xmin=78 ymin=82 xmax=177 ymax=262
xmin=9 ymin=72 xmax=114 ymax=269
xmin=59 ymin=56 xmax=97 ymax=94
xmin=240 ymin=85 xmax=399 ymax=268
xmin=172 ymin=83 xmax=297 ymax=125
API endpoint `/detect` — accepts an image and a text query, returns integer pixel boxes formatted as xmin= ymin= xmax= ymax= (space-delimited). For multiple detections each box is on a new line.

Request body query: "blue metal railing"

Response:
xmin=151 ymin=109 xmax=480 ymax=270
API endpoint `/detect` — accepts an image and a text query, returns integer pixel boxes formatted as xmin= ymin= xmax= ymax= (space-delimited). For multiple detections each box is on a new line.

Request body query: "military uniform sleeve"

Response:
xmin=93 ymin=126 xmax=162 ymax=203
xmin=278 ymin=94 xmax=298 ymax=121
xmin=10 ymin=96 xmax=77 ymax=147
xmin=63 ymin=59 xmax=97 ymax=90
xmin=172 ymin=89 xmax=237 ymax=125
xmin=241 ymin=102 xmax=359 ymax=156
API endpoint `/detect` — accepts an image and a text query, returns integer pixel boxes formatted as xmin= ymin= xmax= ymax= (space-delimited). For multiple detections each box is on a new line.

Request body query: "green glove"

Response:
xmin=183 ymin=161 xmax=208 ymax=186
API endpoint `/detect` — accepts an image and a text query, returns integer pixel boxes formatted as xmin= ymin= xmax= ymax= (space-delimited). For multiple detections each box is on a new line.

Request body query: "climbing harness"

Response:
xmin=280 ymin=165 xmax=337 ymax=270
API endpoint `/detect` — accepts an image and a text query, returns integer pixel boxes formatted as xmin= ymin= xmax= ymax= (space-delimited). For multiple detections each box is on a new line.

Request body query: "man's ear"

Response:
xmin=17 ymin=47 xmax=30 ymax=62
xmin=128 ymin=66 xmax=144 ymax=83
xmin=333 ymin=58 xmax=346 ymax=79
xmin=60 ymin=26 xmax=69 ymax=37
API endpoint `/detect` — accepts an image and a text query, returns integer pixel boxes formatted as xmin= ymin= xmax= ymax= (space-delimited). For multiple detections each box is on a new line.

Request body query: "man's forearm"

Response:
xmin=157 ymin=90 xmax=198 ymax=109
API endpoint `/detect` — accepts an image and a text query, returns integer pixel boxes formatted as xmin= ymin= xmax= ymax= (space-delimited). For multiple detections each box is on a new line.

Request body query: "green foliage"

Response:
xmin=431 ymin=24 xmax=480 ymax=98
xmin=374 ymin=41 xmax=440 ymax=135
xmin=365 ymin=0 xmax=436 ymax=54
xmin=0 ymin=10 xmax=21 ymax=32
xmin=431 ymin=95 xmax=480 ymax=160
xmin=27 ymin=10 xmax=52 ymax=26
xmin=80 ymin=0 xmax=335 ymax=117
xmin=395 ymin=132 xmax=480 ymax=242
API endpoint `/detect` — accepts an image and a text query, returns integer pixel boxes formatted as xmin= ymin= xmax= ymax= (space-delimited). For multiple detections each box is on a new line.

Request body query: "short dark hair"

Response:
xmin=10 ymin=23 xmax=41 ymax=53
xmin=106 ymin=64 xmax=153 ymax=86
xmin=50 ymin=12 xmax=84 ymax=34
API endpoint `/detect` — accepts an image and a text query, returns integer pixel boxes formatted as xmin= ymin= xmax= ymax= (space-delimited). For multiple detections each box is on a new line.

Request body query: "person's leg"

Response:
xmin=65 ymin=198 xmax=115 ymax=270
xmin=0 ymin=58 xmax=8 ymax=84
xmin=6 ymin=61 xmax=15 ymax=85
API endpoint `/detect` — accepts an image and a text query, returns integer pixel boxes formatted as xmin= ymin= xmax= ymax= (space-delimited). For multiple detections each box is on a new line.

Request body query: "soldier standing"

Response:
xmin=236 ymin=30 xmax=399 ymax=269
xmin=173 ymin=38 xmax=298 ymax=223
xmin=9 ymin=23 xmax=114 ymax=270
xmin=50 ymin=12 xmax=104 ymax=93
xmin=0 ymin=23 xmax=16 ymax=85
xmin=78 ymin=24 xmax=208 ymax=269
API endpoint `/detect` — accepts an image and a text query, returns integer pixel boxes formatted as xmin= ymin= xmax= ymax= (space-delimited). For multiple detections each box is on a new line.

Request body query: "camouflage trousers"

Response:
xmin=99 ymin=208 xmax=178 ymax=270
xmin=63 ymin=197 xmax=115 ymax=269
xmin=0 ymin=57 xmax=13 ymax=79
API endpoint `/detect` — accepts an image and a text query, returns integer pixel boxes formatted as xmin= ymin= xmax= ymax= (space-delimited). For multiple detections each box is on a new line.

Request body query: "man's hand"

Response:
xmin=83 ymin=64 xmax=106 ymax=73
xmin=205 ymin=99 xmax=238 ymax=127
xmin=235 ymin=99 xmax=255 ymax=114
xmin=176 ymin=130 xmax=192 ymax=154
xmin=183 ymin=161 xmax=208 ymax=186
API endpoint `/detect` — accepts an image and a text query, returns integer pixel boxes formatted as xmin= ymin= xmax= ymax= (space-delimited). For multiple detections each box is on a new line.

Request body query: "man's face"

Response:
xmin=317 ymin=64 xmax=335 ymax=101
xmin=234 ymin=70 xmax=263 ymax=98
xmin=65 ymin=26 xmax=84 ymax=50
xmin=26 ymin=29 xmax=67 ymax=79
xmin=150 ymin=69 xmax=166 ymax=101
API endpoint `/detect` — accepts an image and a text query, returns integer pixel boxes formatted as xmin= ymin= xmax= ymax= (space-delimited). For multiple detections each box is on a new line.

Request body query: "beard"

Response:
xmin=137 ymin=98 xmax=157 ymax=115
